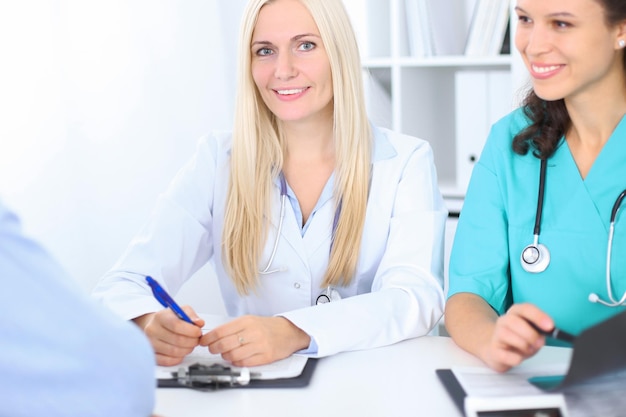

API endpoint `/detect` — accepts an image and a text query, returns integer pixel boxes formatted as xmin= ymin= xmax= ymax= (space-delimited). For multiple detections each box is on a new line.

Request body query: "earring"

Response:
xmin=619 ymin=39 xmax=626 ymax=48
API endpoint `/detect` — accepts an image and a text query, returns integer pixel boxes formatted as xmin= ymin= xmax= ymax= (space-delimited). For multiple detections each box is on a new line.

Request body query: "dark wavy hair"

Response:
xmin=512 ymin=0 xmax=626 ymax=159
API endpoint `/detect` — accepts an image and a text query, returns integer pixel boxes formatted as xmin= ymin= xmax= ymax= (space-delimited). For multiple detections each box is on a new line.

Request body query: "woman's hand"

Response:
xmin=446 ymin=294 xmax=555 ymax=372
xmin=134 ymin=307 xmax=204 ymax=366
xmin=199 ymin=315 xmax=310 ymax=367
xmin=479 ymin=303 xmax=554 ymax=372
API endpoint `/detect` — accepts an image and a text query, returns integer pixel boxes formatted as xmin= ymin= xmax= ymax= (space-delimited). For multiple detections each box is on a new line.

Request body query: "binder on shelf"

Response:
xmin=455 ymin=69 xmax=511 ymax=192
xmin=479 ymin=0 xmax=500 ymax=55
xmin=427 ymin=0 xmax=475 ymax=56
xmin=404 ymin=0 xmax=426 ymax=57
xmin=465 ymin=0 xmax=509 ymax=56
xmin=486 ymin=0 xmax=510 ymax=55
xmin=343 ymin=0 xmax=390 ymax=59
xmin=454 ymin=71 xmax=488 ymax=192
xmin=499 ymin=20 xmax=511 ymax=55
xmin=464 ymin=0 xmax=491 ymax=56
xmin=418 ymin=0 xmax=436 ymax=56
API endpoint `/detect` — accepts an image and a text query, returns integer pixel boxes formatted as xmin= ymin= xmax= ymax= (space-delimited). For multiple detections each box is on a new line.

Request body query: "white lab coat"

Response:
xmin=93 ymin=125 xmax=447 ymax=357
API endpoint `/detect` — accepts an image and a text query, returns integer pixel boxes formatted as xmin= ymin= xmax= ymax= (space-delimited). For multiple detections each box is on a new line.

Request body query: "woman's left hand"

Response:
xmin=199 ymin=315 xmax=310 ymax=366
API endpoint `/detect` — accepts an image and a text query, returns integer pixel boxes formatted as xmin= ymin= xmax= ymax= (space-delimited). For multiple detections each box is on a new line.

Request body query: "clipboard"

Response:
xmin=157 ymin=358 xmax=318 ymax=390
xmin=155 ymin=314 xmax=318 ymax=390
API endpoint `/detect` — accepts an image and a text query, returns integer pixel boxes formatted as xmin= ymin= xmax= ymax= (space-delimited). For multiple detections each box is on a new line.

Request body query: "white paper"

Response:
xmin=451 ymin=364 xmax=626 ymax=417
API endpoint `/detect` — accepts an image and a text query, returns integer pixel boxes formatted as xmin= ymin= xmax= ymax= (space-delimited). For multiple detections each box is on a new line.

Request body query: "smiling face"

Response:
xmin=250 ymin=0 xmax=333 ymax=127
xmin=515 ymin=0 xmax=625 ymax=103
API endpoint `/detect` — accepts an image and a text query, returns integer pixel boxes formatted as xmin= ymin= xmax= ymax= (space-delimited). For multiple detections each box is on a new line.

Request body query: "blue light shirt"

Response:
xmin=0 ymin=200 xmax=155 ymax=417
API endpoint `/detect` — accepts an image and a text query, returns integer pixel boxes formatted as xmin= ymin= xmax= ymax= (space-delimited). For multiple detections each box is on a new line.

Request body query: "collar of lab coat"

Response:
xmin=263 ymin=124 xmax=398 ymax=270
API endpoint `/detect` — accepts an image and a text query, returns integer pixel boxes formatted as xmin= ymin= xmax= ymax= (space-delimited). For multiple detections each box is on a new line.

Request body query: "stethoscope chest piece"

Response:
xmin=316 ymin=287 xmax=341 ymax=305
xmin=520 ymin=242 xmax=550 ymax=273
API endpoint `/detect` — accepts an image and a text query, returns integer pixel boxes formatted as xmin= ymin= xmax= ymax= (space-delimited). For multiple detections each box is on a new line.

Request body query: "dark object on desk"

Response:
xmin=533 ymin=308 xmax=626 ymax=390
xmin=436 ymin=368 xmax=466 ymax=414
xmin=174 ymin=363 xmax=253 ymax=389
xmin=436 ymin=369 xmax=566 ymax=417
xmin=158 ymin=358 xmax=318 ymax=391
xmin=476 ymin=410 xmax=562 ymax=417
xmin=525 ymin=319 xmax=576 ymax=345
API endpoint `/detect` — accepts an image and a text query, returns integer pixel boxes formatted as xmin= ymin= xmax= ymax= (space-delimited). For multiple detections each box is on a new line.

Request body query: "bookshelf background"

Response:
xmin=344 ymin=0 xmax=524 ymax=201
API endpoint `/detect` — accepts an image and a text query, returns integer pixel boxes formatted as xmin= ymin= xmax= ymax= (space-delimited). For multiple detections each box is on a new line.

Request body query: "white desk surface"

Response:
xmin=154 ymin=336 xmax=572 ymax=417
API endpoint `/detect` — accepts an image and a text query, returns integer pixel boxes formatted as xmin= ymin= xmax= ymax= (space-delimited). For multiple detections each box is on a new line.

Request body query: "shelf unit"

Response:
xmin=347 ymin=0 xmax=520 ymax=200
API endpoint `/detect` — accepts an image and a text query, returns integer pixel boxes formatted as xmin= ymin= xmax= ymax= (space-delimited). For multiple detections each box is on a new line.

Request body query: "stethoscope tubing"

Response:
xmin=259 ymin=175 xmax=288 ymax=275
xmin=524 ymin=157 xmax=626 ymax=306
xmin=257 ymin=173 xmax=343 ymax=304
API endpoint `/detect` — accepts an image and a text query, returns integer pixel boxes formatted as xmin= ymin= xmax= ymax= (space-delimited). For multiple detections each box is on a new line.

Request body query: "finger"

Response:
xmin=181 ymin=305 xmax=205 ymax=328
xmin=206 ymin=331 xmax=249 ymax=355
xmin=200 ymin=318 xmax=246 ymax=346
xmin=510 ymin=303 xmax=554 ymax=333
xmin=220 ymin=342 xmax=263 ymax=366
xmin=487 ymin=348 xmax=526 ymax=372
xmin=493 ymin=314 xmax=542 ymax=356
xmin=155 ymin=352 xmax=186 ymax=367
xmin=159 ymin=310 xmax=203 ymax=340
xmin=495 ymin=320 xmax=535 ymax=354
xmin=149 ymin=324 xmax=199 ymax=353
xmin=147 ymin=310 xmax=201 ymax=350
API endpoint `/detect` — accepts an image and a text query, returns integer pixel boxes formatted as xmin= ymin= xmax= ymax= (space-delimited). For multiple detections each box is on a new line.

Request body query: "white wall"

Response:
xmin=0 ymin=0 xmax=247 ymax=312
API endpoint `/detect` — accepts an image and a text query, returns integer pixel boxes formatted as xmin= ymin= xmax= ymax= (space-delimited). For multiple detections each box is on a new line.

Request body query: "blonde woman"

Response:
xmin=94 ymin=0 xmax=446 ymax=367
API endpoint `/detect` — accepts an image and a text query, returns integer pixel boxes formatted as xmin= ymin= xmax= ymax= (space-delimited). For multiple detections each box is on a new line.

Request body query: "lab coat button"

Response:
xmin=293 ymin=282 xmax=301 ymax=289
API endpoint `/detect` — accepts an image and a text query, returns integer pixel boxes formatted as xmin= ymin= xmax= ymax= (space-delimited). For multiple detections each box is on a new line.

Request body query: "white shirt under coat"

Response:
xmin=93 ymin=125 xmax=447 ymax=357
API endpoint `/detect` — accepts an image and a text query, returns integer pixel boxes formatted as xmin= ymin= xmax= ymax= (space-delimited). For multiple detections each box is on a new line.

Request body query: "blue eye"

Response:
xmin=299 ymin=41 xmax=315 ymax=51
xmin=256 ymin=47 xmax=273 ymax=56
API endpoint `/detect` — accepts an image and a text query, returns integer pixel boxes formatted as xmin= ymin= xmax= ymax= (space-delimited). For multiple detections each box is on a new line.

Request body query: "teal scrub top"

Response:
xmin=448 ymin=108 xmax=626 ymax=337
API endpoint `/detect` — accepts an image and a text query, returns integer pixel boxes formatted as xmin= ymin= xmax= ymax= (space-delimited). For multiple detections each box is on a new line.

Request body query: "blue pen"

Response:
xmin=146 ymin=276 xmax=195 ymax=324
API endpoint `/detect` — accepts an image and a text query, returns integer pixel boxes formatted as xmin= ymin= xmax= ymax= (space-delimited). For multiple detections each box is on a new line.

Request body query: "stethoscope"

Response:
xmin=258 ymin=173 xmax=342 ymax=305
xmin=521 ymin=159 xmax=626 ymax=307
xmin=520 ymin=159 xmax=551 ymax=273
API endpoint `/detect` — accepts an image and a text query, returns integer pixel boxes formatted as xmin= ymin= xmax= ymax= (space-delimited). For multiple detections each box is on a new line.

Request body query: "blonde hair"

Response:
xmin=222 ymin=0 xmax=372 ymax=295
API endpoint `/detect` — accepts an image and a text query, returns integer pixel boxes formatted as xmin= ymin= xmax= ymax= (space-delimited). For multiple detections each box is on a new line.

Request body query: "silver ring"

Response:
xmin=238 ymin=335 xmax=245 ymax=345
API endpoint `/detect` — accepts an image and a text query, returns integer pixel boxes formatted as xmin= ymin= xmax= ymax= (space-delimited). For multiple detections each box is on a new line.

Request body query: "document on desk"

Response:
xmin=439 ymin=310 xmax=626 ymax=416
xmin=438 ymin=365 xmax=626 ymax=417
xmin=438 ymin=365 xmax=570 ymax=417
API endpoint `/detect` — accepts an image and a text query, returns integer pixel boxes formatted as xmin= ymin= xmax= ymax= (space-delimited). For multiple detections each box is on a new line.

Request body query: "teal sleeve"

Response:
xmin=447 ymin=116 xmax=515 ymax=315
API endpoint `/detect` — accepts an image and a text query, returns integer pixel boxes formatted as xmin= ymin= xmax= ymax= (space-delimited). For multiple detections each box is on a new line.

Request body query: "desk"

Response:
xmin=154 ymin=336 xmax=572 ymax=417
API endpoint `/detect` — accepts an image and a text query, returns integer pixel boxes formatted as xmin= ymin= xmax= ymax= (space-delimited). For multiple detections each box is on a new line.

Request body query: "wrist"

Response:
xmin=133 ymin=312 xmax=155 ymax=330
xmin=279 ymin=317 xmax=310 ymax=352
